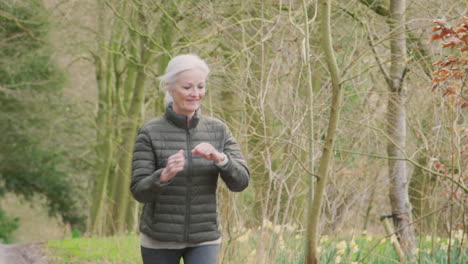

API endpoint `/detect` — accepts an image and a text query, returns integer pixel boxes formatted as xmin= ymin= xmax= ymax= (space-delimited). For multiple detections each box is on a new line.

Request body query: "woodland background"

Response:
xmin=0 ymin=0 xmax=466 ymax=263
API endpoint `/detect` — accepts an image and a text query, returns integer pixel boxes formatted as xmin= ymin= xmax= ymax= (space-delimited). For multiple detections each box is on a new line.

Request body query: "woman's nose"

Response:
xmin=190 ymin=87 xmax=199 ymax=97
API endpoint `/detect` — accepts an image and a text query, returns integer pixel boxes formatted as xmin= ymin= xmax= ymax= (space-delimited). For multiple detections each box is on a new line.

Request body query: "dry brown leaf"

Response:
xmin=443 ymin=87 xmax=457 ymax=96
xmin=453 ymin=71 xmax=465 ymax=79
xmin=430 ymin=34 xmax=443 ymax=42
xmin=442 ymin=37 xmax=464 ymax=48
xmin=456 ymin=27 xmax=467 ymax=34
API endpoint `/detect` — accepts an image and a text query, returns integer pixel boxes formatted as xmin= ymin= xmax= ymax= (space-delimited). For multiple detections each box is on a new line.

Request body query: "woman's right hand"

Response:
xmin=160 ymin=150 xmax=185 ymax=183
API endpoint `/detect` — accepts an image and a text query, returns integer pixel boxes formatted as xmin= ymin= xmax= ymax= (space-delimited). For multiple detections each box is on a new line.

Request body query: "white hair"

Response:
xmin=159 ymin=54 xmax=210 ymax=106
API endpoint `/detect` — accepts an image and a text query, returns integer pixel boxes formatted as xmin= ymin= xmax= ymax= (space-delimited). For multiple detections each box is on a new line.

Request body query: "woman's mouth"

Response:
xmin=186 ymin=99 xmax=199 ymax=104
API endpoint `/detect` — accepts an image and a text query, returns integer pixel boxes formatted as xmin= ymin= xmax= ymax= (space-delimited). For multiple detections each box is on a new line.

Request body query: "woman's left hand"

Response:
xmin=192 ymin=143 xmax=226 ymax=163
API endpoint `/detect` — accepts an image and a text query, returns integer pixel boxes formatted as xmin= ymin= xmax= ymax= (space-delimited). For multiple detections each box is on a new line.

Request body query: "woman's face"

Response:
xmin=169 ymin=69 xmax=206 ymax=118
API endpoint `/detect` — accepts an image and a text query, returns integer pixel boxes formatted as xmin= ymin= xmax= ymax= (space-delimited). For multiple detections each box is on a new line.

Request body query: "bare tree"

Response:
xmin=305 ymin=0 xmax=344 ymax=262
xmin=385 ymin=0 xmax=415 ymax=257
xmin=89 ymin=0 xmax=164 ymax=234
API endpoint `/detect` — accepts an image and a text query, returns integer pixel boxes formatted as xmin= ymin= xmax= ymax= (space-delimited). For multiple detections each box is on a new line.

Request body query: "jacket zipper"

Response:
xmin=184 ymin=128 xmax=192 ymax=242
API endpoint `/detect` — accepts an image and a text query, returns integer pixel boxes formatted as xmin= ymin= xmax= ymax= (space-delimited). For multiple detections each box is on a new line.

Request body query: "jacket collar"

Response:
xmin=164 ymin=103 xmax=200 ymax=129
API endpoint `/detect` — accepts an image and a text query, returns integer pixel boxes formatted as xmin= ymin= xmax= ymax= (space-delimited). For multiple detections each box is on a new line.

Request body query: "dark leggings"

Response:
xmin=141 ymin=244 xmax=220 ymax=264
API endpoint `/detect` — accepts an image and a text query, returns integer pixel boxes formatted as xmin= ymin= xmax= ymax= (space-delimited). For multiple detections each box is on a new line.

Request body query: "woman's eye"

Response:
xmin=183 ymin=86 xmax=191 ymax=90
xmin=198 ymin=86 xmax=205 ymax=89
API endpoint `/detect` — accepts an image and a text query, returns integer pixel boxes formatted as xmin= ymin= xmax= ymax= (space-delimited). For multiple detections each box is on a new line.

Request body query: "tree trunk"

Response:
xmin=89 ymin=0 xmax=115 ymax=234
xmin=110 ymin=13 xmax=154 ymax=233
xmin=154 ymin=1 xmax=177 ymax=116
xmin=305 ymin=0 xmax=343 ymax=263
xmin=302 ymin=0 xmax=316 ymax=238
xmin=409 ymin=156 xmax=432 ymax=234
xmin=386 ymin=92 xmax=415 ymax=255
xmin=89 ymin=0 xmax=158 ymax=235
xmin=386 ymin=0 xmax=415 ymax=257
xmin=363 ymin=171 xmax=380 ymax=231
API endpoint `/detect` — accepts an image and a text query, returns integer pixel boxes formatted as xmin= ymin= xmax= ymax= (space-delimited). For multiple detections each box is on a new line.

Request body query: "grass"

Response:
xmin=45 ymin=232 xmax=467 ymax=264
xmin=46 ymin=234 xmax=141 ymax=264
xmin=311 ymin=235 xmax=467 ymax=264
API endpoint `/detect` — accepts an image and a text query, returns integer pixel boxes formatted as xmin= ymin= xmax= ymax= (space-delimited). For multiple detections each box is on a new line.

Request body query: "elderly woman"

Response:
xmin=130 ymin=54 xmax=250 ymax=264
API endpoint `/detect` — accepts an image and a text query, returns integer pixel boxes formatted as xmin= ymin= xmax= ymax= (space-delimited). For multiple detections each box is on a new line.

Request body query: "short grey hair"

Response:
xmin=159 ymin=54 xmax=210 ymax=106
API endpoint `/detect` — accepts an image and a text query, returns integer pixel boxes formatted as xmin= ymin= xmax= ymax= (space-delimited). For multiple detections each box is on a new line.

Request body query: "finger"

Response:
xmin=172 ymin=162 xmax=184 ymax=169
xmin=169 ymin=160 xmax=183 ymax=168
xmin=192 ymin=143 xmax=206 ymax=152
xmin=176 ymin=154 xmax=186 ymax=161
xmin=169 ymin=150 xmax=184 ymax=160
xmin=191 ymin=145 xmax=201 ymax=153
xmin=191 ymin=149 xmax=201 ymax=156
xmin=193 ymin=149 xmax=209 ymax=159
xmin=193 ymin=144 xmax=220 ymax=160
xmin=193 ymin=145 xmax=210 ymax=155
xmin=169 ymin=164 xmax=183 ymax=173
xmin=172 ymin=166 xmax=184 ymax=174
xmin=171 ymin=151 xmax=183 ymax=159
xmin=167 ymin=159 xmax=175 ymax=167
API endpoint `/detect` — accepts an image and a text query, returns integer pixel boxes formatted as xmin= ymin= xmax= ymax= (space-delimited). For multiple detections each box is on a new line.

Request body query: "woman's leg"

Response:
xmin=141 ymin=246 xmax=183 ymax=264
xmin=182 ymin=244 xmax=220 ymax=264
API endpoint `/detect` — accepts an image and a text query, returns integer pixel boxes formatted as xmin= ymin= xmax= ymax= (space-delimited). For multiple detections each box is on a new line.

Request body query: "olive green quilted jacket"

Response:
xmin=130 ymin=105 xmax=250 ymax=243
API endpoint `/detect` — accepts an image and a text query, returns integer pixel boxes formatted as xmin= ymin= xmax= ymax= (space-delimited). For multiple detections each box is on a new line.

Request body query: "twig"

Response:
xmin=292 ymin=152 xmax=320 ymax=180
xmin=343 ymin=118 xmax=468 ymax=192
xmin=359 ymin=199 xmax=457 ymax=262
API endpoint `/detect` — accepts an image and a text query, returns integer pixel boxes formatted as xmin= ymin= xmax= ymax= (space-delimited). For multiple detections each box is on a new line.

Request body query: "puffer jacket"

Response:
xmin=130 ymin=105 xmax=250 ymax=243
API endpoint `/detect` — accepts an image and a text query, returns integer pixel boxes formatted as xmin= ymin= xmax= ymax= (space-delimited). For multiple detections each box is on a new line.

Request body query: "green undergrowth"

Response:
xmin=45 ymin=233 xmax=467 ymax=264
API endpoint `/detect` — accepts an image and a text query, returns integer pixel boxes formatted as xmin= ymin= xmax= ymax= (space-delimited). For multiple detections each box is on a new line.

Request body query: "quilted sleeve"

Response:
xmin=217 ymin=124 xmax=250 ymax=192
xmin=130 ymin=126 xmax=172 ymax=202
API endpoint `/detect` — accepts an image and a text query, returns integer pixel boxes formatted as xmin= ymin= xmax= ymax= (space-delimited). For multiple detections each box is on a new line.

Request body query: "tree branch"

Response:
xmin=292 ymin=152 xmax=319 ymax=180
xmin=343 ymin=118 xmax=468 ymax=193
xmin=366 ymin=27 xmax=393 ymax=87
xmin=357 ymin=0 xmax=390 ymax=17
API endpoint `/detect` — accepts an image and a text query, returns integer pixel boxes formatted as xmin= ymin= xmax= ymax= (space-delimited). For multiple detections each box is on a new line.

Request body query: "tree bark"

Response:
xmin=386 ymin=0 xmax=415 ymax=257
xmin=110 ymin=9 xmax=155 ymax=233
xmin=89 ymin=0 xmax=158 ymax=235
xmin=387 ymin=92 xmax=415 ymax=255
xmin=305 ymin=0 xmax=343 ymax=263
xmin=89 ymin=0 xmax=115 ymax=234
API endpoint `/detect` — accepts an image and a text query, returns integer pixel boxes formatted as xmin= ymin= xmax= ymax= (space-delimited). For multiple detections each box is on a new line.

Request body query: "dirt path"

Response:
xmin=0 ymin=243 xmax=49 ymax=264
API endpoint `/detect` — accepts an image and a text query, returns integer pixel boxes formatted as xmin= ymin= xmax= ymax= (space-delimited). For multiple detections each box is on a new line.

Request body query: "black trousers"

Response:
xmin=141 ymin=244 xmax=220 ymax=264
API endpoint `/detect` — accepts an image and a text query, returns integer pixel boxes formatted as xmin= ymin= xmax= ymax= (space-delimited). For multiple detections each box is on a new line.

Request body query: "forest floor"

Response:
xmin=0 ymin=243 xmax=49 ymax=264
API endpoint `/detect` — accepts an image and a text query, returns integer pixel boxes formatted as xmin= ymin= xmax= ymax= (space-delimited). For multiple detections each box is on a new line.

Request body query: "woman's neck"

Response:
xmin=172 ymin=106 xmax=195 ymax=120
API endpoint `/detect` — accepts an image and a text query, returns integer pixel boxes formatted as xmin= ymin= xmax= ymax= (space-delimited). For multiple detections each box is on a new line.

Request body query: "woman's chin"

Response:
xmin=185 ymin=105 xmax=200 ymax=112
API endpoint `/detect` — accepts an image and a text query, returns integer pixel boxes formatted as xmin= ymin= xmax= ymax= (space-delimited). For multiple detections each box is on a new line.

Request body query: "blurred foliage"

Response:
xmin=0 ymin=0 xmax=85 ymax=232
xmin=0 ymin=207 xmax=19 ymax=243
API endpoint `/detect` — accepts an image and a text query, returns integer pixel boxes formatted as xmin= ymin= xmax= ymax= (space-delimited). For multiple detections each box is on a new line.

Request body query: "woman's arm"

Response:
xmin=217 ymin=126 xmax=250 ymax=192
xmin=130 ymin=127 xmax=168 ymax=203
